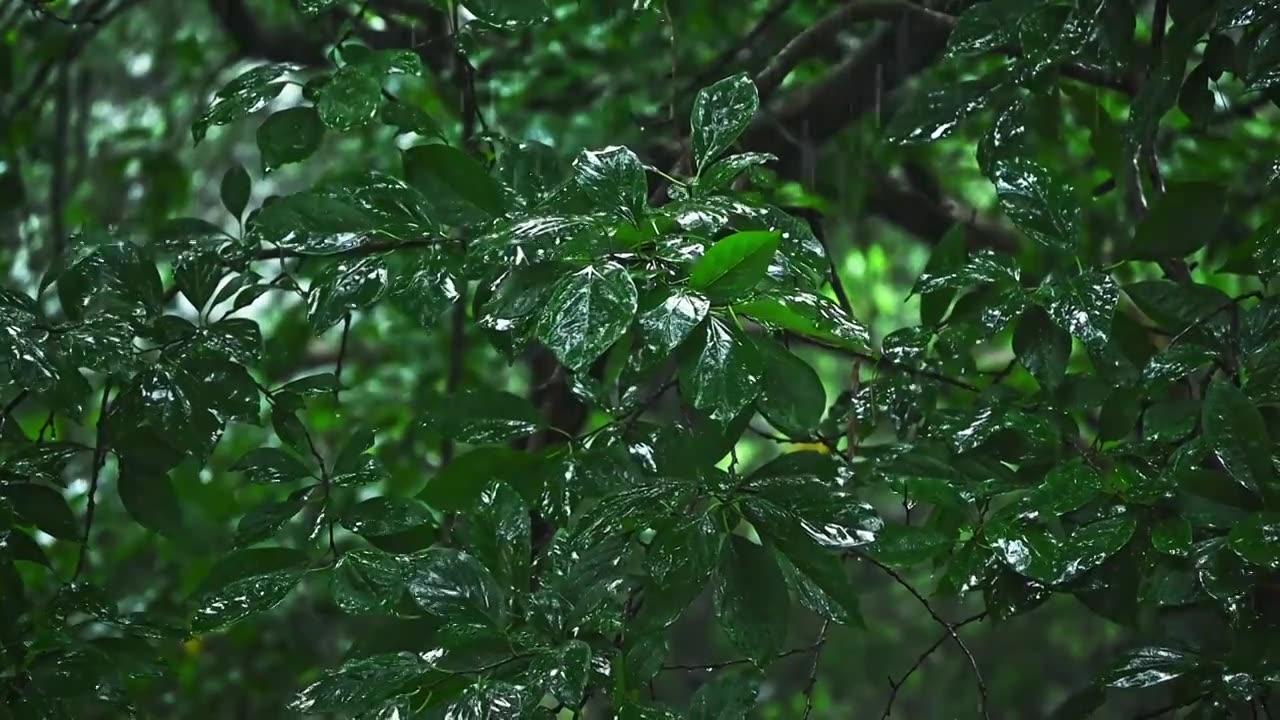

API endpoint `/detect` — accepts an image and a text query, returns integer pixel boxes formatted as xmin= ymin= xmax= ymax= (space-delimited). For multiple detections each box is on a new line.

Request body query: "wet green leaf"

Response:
xmin=1100 ymin=646 xmax=1195 ymax=689
xmin=307 ymin=256 xmax=388 ymax=331
xmin=1152 ymin=517 xmax=1193 ymax=557
xmin=191 ymin=548 xmax=308 ymax=631
xmin=193 ymin=64 xmax=294 ymax=142
xmin=687 ymin=669 xmax=762 ymax=720
xmin=529 ymin=641 xmax=590 ymax=708
xmin=468 ymin=482 xmax=531 ymax=591
xmin=698 ymin=152 xmax=776 ymax=192
xmin=257 ymin=106 xmax=325 ymax=173
xmin=117 ymin=470 xmax=184 ymax=538
xmin=405 ymin=547 xmax=506 ymax=628
xmin=291 ymin=653 xmax=435 ymax=714
xmin=715 ymin=535 xmax=789 ymax=667
xmin=535 ymin=261 xmax=638 ymax=371
xmin=1037 ymin=272 xmax=1118 ymax=350
xmin=317 ymin=66 xmax=381 ymax=131
xmin=232 ymin=447 xmax=314 ymax=484
xmin=332 ymin=550 xmax=406 ymax=614
xmin=679 ymin=318 xmax=763 ymax=423
xmin=632 ymin=288 xmax=710 ymax=372
xmin=734 ymin=291 xmax=870 ymax=353
xmin=1228 ymin=512 xmax=1280 ymax=570
xmin=1202 ymin=381 xmax=1275 ymax=493
xmin=1013 ymin=305 xmax=1072 ymax=389
xmin=402 ymin=143 xmax=506 ymax=222
xmin=1125 ymin=182 xmax=1226 ymax=260
xmin=234 ymin=488 xmax=312 ymax=548
xmin=341 ymin=496 xmax=435 ymax=539
xmin=992 ymin=158 xmax=1080 ymax=252
xmin=572 ymin=145 xmax=646 ymax=224
xmin=691 ymin=73 xmax=759 ymax=171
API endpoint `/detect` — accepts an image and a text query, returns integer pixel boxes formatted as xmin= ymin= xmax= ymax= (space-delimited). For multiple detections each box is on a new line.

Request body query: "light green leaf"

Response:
xmin=688 ymin=230 xmax=780 ymax=301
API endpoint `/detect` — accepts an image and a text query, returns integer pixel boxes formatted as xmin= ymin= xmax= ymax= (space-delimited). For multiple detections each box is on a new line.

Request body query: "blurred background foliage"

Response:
xmin=3 ymin=0 xmax=1279 ymax=717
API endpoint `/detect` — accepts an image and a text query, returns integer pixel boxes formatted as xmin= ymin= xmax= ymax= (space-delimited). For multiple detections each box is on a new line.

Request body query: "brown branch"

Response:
xmin=800 ymin=620 xmax=831 ymax=720
xmin=754 ymin=0 xmax=953 ymax=99
xmin=881 ymin=612 xmax=987 ymax=718
xmin=858 ymin=554 xmax=990 ymax=720
xmin=684 ymin=0 xmax=795 ymax=94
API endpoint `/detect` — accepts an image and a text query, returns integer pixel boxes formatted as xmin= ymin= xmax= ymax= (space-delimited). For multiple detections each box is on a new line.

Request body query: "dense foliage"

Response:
xmin=3 ymin=0 xmax=1280 ymax=717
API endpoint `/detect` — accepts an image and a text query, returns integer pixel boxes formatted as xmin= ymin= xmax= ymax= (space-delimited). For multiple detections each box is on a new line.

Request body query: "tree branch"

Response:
xmin=858 ymin=554 xmax=990 ymax=719
xmin=881 ymin=612 xmax=987 ymax=718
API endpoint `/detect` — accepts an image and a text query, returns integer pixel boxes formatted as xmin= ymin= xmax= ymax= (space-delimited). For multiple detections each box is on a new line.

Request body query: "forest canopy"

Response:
xmin=2 ymin=0 xmax=1280 ymax=718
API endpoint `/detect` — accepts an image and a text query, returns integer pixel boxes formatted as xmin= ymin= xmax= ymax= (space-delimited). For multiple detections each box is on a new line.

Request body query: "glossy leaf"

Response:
xmin=1202 ymin=381 xmax=1276 ymax=493
xmin=405 ymin=547 xmax=506 ymax=628
xmin=0 ymin=484 xmax=79 ymax=541
xmin=753 ymin=335 xmax=825 ymax=435
xmin=1228 ymin=513 xmax=1280 ymax=570
xmin=991 ymin=158 xmax=1080 ymax=252
xmin=572 ymin=145 xmax=646 ymax=224
xmin=687 ymin=669 xmax=762 ymax=720
xmin=317 ymin=66 xmax=381 ymax=131
xmin=679 ymin=318 xmax=763 ymax=423
xmin=535 ymin=261 xmax=638 ymax=371
xmin=715 ymin=535 xmax=789 ymax=667
xmin=1101 ymin=647 xmax=1195 ymax=689
xmin=468 ymin=482 xmax=531 ymax=591
xmin=117 ymin=470 xmax=184 ymax=538
xmin=691 ymin=73 xmax=759 ymax=172
xmin=291 ymin=653 xmax=435 ymax=715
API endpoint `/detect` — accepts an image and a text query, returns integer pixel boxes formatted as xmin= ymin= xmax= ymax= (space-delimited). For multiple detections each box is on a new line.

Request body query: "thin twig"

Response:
xmin=661 ymin=638 xmax=826 ymax=672
xmin=787 ymin=333 xmax=981 ymax=393
xmin=73 ymin=381 xmax=112 ymax=582
xmin=881 ymin=612 xmax=987 ymax=718
xmin=859 ymin=554 xmax=990 ymax=719
xmin=2 ymin=389 xmax=29 ymax=425
xmin=800 ymin=620 xmax=831 ymax=720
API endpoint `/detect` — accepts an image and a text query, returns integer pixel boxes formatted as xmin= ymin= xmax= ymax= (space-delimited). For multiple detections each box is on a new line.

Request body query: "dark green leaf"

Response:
xmin=715 ymin=535 xmax=789 ymax=667
xmin=232 ymin=447 xmax=314 ymax=484
xmin=117 ymin=470 xmax=184 ymax=538
xmin=885 ymin=73 xmax=1007 ymax=145
xmin=1101 ymin=647 xmax=1195 ymax=689
xmin=191 ymin=548 xmax=308 ymax=631
xmin=679 ymin=318 xmax=763 ymax=423
xmin=1202 ymin=381 xmax=1275 ymax=493
xmin=1228 ymin=512 xmax=1280 ymax=570
xmin=691 ymin=73 xmax=759 ymax=171
xmin=698 ymin=152 xmax=776 ymax=192
xmin=220 ymin=164 xmax=251 ymax=219
xmin=753 ymin=335 xmax=825 ymax=435
xmin=405 ymin=547 xmax=506 ymax=628
xmin=1125 ymin=182 xmax=1226 ymax=260
xmin=572 ymin=145 xmax=646 ymax=224
xmin=528 ymin=641 xmax=590 ymax=708
xmin=468 ymin=482 xmax=531 ymax=591
xmin=1152 ymin=517 xmax=1193 ymax=557
xmin=234 ymin=488 xmax=312 ymax=548
xmin=342 ymin=496 xmax=434 ymax=539
xmin=687 ymin=669 xmax=762 ymax=720
xmin=1037 ymin=272 xmax=1119 ymax=350
xmin=291 ymin=653 xmax=435 ymax=714
xmin=332 ymin=549 xmax=407 ymax=614
xmin=1013 ymin=305 xmax=1072 ymax=389
xmin=257 ymin=106 xmax=325 ymax=173
xmin=632 ymin=288 xmax=710 ymax=372
xmin=535 ymin=261 xmax=638 ymax=372
xmin=193 ymin=64 xmax=293 ymax=143
xmin=734 ymin=291 xmax=870 ymax=353
xmin=0 ymin=484 xmax=79 ymax=541
xmin=402 ymin=143 xmax=506 ymax=221
xmin=420 ymin=387 xmax=544 ymax=444
xmin=307 ymin=257 xmax=388 ymax=331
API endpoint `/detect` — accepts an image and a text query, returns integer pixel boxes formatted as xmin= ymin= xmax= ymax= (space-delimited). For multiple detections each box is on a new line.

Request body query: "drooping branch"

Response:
xmin=881 ymin=612 xmax=987 ymax=718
